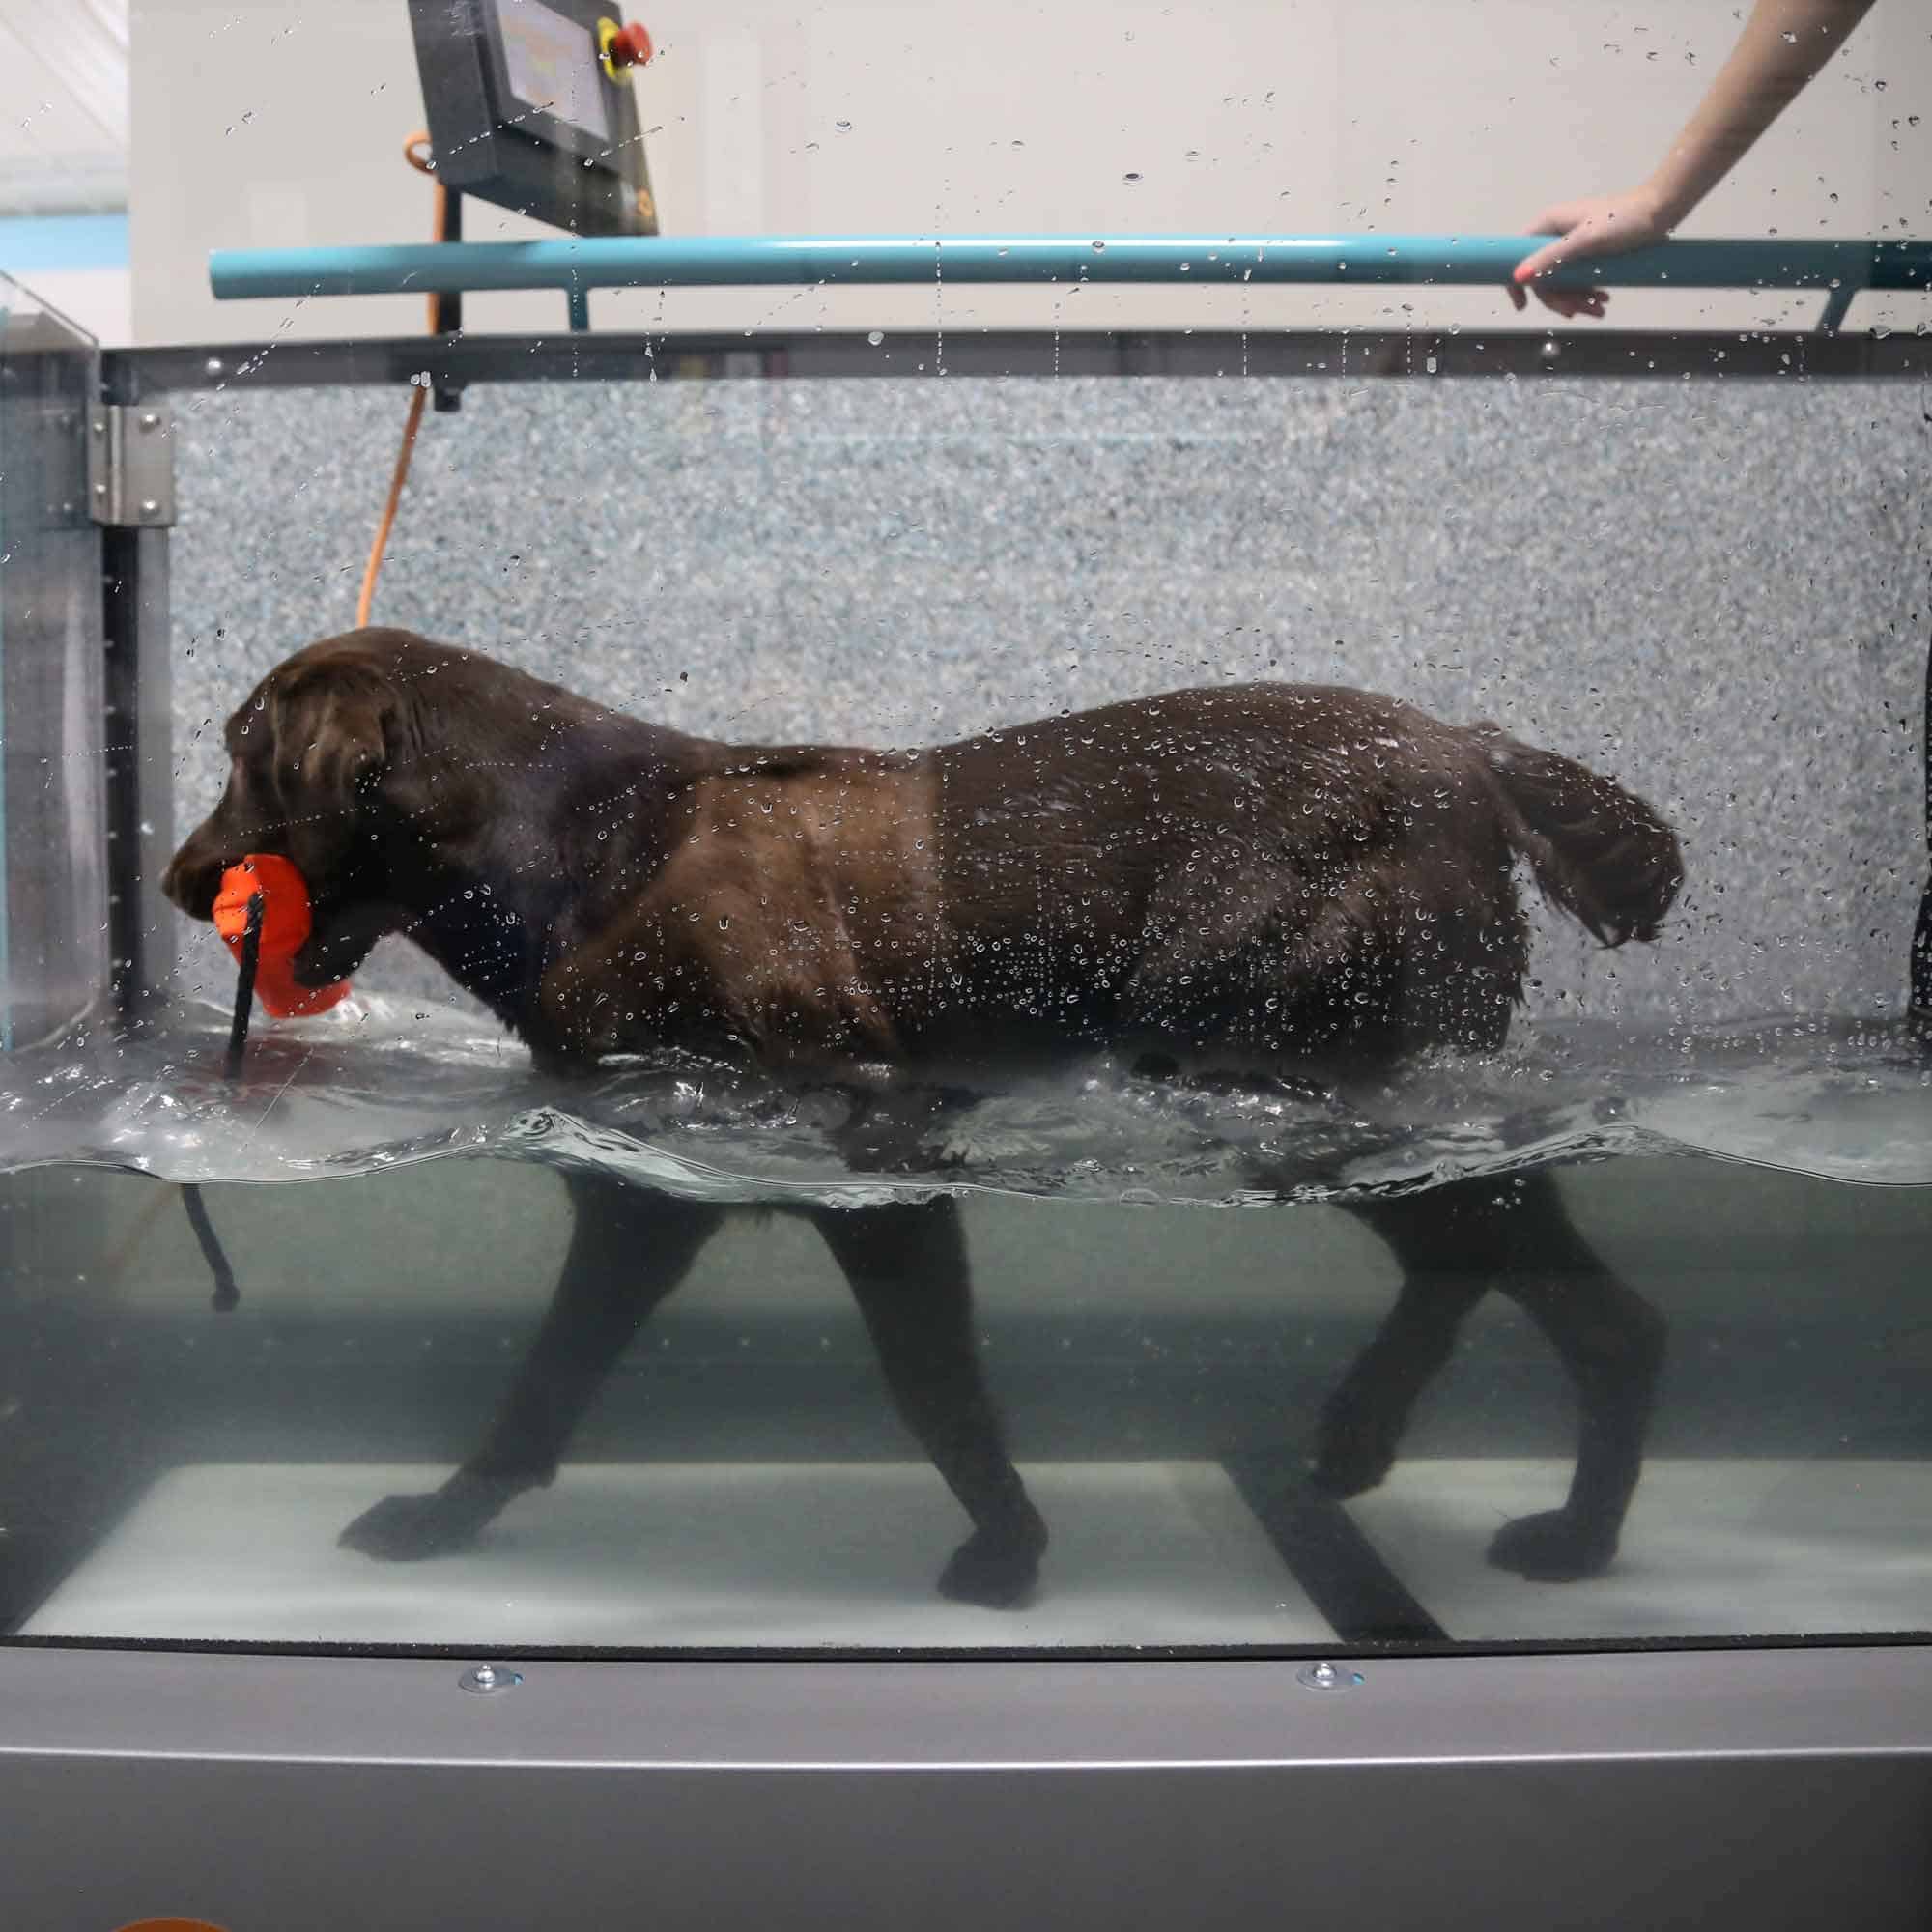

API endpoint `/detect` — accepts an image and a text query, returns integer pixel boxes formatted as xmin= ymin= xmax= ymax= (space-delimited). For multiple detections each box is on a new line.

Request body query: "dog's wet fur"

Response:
xmin=167 ymin=628 xmax=1682 ymax=1604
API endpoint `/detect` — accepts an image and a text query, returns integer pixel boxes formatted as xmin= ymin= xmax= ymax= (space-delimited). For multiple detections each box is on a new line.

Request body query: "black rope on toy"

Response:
xmin=1913 ymin=625 xmax=1932 ymax=1020
xmin=224 ymin=887 xmax=266 ymax=1081
xmin=182 ymin=1180 xmax=240 ymax=1314
xmin=180 ymin=887 xmax=262 ymax=1314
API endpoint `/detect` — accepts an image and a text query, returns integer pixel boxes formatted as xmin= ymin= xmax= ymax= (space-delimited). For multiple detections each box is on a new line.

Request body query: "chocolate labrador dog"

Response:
xmin=166 ymin=627 xmax=1681 ymax=1605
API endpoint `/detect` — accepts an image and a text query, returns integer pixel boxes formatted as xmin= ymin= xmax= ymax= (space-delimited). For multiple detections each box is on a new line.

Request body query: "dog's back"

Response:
xmin=924 ymin=682 xmax=1681 ymax=1063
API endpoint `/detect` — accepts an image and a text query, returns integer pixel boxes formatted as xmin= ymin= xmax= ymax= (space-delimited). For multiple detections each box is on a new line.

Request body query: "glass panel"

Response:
xmin=0 ymin=274 xmax=104 ymax=1053
xmin=2 ymin=2 xmax=1929 ymax=1657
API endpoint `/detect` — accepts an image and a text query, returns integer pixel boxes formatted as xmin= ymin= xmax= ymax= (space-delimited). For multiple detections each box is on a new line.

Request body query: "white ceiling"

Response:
xmin=0 ymin=0 xmax=128 ymax=211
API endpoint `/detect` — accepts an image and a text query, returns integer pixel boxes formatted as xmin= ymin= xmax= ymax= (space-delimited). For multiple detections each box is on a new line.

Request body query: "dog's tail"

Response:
xmin=1476 ymin=728 xmax=1683 ymax=947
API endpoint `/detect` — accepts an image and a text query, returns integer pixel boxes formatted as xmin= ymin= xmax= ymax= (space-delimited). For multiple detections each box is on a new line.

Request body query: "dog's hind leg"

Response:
xmin=1305 ymin=1228 xmax=1490 ymax=1506
xmin=811 ymin=1197 xmax=1047 ymax=1607
xmin=1313 ymin=1168 xmax=1665 ymax=1581
xmin=338 ymin=1172 xmax=724 ymax=1561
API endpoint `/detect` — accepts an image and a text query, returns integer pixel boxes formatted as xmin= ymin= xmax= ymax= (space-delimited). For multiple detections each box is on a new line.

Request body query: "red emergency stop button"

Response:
xmin=608 ymin=21 xmax=652 ymax=67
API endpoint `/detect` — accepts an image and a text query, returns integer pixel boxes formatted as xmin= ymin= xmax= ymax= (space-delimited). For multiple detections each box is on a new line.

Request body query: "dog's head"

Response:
xmin=164 ymin=633 xmax=410 ymax=984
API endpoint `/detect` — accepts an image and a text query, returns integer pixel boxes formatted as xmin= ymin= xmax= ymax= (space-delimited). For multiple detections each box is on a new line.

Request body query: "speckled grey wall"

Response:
xmin=165 ymin=374 xmax=1929 ymax=1027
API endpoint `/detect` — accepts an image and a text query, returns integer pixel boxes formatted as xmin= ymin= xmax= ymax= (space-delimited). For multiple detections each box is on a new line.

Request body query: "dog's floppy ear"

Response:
xmin=299 ymin=688 xmax=390 ymax=801
xmin=278 ymin=667 xmax=393 ymax=801
xmin=272 ymin=664 xmax=397 ymax=877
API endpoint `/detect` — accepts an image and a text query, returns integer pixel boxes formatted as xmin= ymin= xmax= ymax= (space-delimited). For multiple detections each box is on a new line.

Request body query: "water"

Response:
xmin=3 ymin=996 xmax=1927 ymax=1202
xmin=2 ymin=1004 xmax=1928 ymax=1652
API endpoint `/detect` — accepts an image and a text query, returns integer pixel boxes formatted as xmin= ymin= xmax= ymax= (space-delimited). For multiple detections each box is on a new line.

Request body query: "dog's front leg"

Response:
xmin=338 ymin=1171 xmax=724 ymax=1560
xmin=810 ymin=1196 xmax=1047 ymax=1606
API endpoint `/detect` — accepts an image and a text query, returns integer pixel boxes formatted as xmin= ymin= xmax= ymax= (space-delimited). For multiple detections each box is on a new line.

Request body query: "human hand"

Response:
xmin=1506 ymin=189 xmax=1672 ymax=319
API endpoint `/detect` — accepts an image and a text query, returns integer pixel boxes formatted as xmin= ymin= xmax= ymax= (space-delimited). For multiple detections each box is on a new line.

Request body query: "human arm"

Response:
xmin=1508 ymin=0 xmax=1878 ymax=317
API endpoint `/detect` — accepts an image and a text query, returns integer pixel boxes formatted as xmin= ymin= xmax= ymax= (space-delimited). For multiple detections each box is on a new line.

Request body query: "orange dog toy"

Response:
xmin=213 ymin=854 xmax=352 ymax=1019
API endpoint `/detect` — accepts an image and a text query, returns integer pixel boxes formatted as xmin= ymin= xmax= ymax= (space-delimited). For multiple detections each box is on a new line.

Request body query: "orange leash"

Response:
xmin=355 ymin=132 xmax=448 ymax=628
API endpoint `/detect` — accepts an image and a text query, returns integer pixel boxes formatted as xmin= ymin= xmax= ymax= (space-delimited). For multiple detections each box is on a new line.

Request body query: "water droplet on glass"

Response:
xmin=1122 ymin=171 xmax=1143 ymax=185
xmin=867 ymin=328 xmax=884 ymax=345
xmin=835 ymin=118 xmax=852 ymax=131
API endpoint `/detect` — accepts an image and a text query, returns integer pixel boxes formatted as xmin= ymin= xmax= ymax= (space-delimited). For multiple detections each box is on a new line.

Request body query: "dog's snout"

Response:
xmin=163 ymin=833 xmax=228 ymax=921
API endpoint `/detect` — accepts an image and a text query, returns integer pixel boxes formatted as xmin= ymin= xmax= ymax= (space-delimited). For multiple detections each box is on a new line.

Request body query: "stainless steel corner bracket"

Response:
xmin=87 ymin=402 xmax=178 ymax=528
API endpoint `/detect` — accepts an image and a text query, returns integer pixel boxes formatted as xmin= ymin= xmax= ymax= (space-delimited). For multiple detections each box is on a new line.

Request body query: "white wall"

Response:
xmin=128 ymin=0 xmax=1931 ymax=344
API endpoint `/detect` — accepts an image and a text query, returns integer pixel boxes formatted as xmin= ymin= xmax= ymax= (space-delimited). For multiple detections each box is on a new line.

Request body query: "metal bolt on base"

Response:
xmin=1296 ymin=1661 xmax=1364 ymax=1692
xmin=459 ymin=1662 xmax=522 ymax=1694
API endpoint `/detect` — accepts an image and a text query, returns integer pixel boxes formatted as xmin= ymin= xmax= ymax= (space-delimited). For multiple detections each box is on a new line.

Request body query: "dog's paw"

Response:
xmin=1487 ymin=1509 xmax=1617 ymax=1582
xmin=937 ymin=1515 xmax=1048 ymax=1609
xmin=338 ymin=1488 xmax=498 ymax=1562
xmin=1305 ymin=1407 xmax=1400 ymax=1501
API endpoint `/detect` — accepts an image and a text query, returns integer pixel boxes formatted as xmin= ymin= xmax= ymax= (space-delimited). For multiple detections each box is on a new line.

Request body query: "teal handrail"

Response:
xmin=209 ymin=233 xmax=1932 ymax=332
